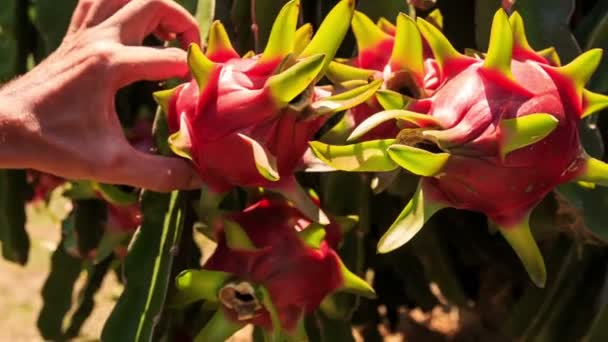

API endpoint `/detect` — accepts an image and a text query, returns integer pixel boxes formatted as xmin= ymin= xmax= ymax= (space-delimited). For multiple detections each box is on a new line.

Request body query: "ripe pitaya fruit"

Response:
xmin=173 ymin=199 xmax=374 ymax=340
xmin=310 ymin=9 xmax=608 ymax=287
xmin=154 ymin=0 xmax=380 ymax=223
xmin=324 ymin=10 xmax=443 ymax=140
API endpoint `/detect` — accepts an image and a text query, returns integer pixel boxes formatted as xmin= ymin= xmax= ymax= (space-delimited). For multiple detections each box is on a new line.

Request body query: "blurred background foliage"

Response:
xmin=2 ymin=0 xmax=608 ymax=341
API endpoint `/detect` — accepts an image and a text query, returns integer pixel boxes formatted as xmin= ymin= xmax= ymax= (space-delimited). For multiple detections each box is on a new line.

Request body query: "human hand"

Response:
xmin=0 ymin=0 xmax=202 ymax=192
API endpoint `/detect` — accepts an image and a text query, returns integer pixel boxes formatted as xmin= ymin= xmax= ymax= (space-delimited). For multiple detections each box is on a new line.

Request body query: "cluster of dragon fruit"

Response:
xmin=30 ymin=0 xmax=608 ymax=339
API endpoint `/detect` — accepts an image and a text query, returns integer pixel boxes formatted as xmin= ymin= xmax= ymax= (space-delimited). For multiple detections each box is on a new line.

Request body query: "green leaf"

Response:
xmin=0 ymin=0 xmax=19 ymax=80
xmin=309 ymin=139 xmax=398 ymax=172
xmin=377 ymin=181 xmax=445 ymax=253
xmin=101 ymin=191 xmax=186 ymax=341
xmin=195 ymin=0 xmax=216 ymax=42
xmin=64 ymin=256 xmax=114 ymax=339
xmin=71 ymin=199 xmax=106 ymax=256
xmin=37 ymin=239 xmax=82 ymax=340
xmin=0 ymin=170 xmax=29 ymax=264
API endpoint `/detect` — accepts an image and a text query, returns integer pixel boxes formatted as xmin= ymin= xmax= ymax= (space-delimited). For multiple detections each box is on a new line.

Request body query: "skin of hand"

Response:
xmin=0 ymin=0 xmax=203 ymax=192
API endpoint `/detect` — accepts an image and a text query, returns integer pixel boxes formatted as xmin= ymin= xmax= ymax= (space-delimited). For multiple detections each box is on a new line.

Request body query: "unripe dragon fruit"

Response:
xmin=154 ymin=0 xmax=381 ymax=223
xmin=310 ymin=9 xmax=608 ymax=287
xmin=173 ymin=199 xmax=374 ymax=340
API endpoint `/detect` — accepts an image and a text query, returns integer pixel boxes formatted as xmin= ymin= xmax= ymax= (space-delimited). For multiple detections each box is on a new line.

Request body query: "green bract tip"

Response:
xmin=484 ymin=9 xmax=514 ymax=78
xmin=260 ymin=0 xmax=299 ymax=63
xmin=390 ymin=13 xmax=424 ymax=83
xmin=187 ymin=43 xmax=216 ymax=90
xmin=498 ymin=214 xmax=547 ymax=288
xmin=377 ymin=182 xmax=446 ymax=253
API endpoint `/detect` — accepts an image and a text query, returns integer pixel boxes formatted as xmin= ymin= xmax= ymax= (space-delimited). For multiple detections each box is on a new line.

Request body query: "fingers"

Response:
xmin=113 ymin=149 xmax=203 ymax=192
xmin=112 ymin=46 xmax=189 ymax=86
xmin=83 ymin=0 xmax=131 ymax=28
xmin=108 ymin=0 xmax=200 ymax=48
xmin=67 ymin=0 xmax=95 ymax=35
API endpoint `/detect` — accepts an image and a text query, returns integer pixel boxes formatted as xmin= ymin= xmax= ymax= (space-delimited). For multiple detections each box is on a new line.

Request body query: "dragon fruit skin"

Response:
xmin=165 ymin=74 xmax=333 ymax=191
xmin=154 ymin=0 xmax=381 ymax=223
xmin=311 ymin=9 xmax=608 ymax=287
xmin=173 ymin=199 xmax=374 ymax=340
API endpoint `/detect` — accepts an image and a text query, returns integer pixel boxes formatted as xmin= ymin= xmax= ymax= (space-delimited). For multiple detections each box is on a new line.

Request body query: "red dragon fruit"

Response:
xmin=324 ymin=10 xmax=444 ymax=140
xmin=173 ymin=199 xmax=374 ymax=340
xmin=310 ymin=9 xmax=608 ymax=287
xmin=153 ymin=0 xmax=381 ymax=223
